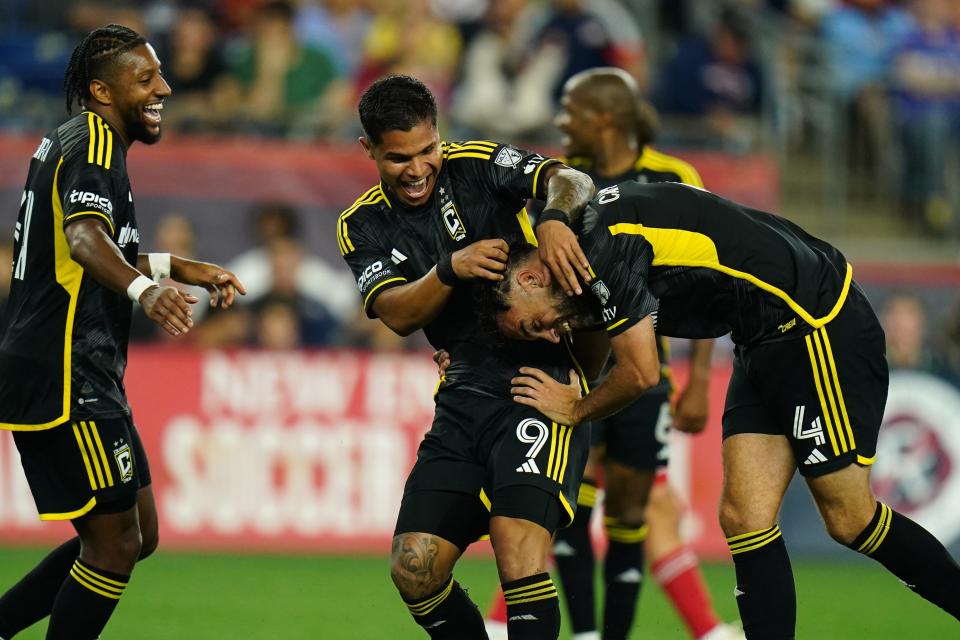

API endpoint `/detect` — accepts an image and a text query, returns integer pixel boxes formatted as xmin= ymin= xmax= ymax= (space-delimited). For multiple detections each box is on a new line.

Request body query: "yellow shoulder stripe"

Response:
xmin=64 ymin=211 xmax=116 ymax=236
xmin=85 ymin=112 xmax=113 ymax=170
xmin=639 ymin=148 xmax=703 ymax=187
xmin=338 ymin=185 xmax=382 ymax=255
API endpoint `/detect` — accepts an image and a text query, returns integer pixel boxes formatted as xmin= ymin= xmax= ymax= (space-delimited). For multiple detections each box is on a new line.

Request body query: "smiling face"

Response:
xmin=554 ymin=84 xmax=600 ymax=158
xmin=498 ymin=284 xmax=569 ymax=343
xmin=96 ymin=43 xmax=171 ymax=145
xmin=361 ymin=120 xmax=443 ymax=207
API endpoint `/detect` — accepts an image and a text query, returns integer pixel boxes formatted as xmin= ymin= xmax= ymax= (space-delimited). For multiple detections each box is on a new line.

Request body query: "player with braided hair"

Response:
xmin=0 ymin=24 xmax=244 ymax=639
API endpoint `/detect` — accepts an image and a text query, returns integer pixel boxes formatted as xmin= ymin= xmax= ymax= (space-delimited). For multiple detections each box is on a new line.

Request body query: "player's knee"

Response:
xmin=718 ymin=498 xmax=774 ymax=537
xmin=819 ymin=503 xmax=874 ymax=546
xmin=644 ymin=487 xmax=680 ymax=527
xmin=389 ymin=534 xmax=451 ymax=600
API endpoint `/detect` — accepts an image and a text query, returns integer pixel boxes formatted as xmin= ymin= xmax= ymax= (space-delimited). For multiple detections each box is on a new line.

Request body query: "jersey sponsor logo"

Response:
xmin=495 ymin=146 xmax=523 ymax=168
xmin=33 ymin=137 xmax=52 ymax=162
xmin=69 ymin=190 xmax=113 ymax=215
xmin=441 ymin=201 xmax=467 ymax=242
xmin=117 ymin=223 xmax=140 ymax=247
xmin=596 ymin=185 xmax=621 ymax=204
xmin=357 ymin=260 xmax=388 ymax=290
xmin=390 ymin=248 xmax=407 ymax=264
xmin=793 ymin=405 xmax=826 ymax=446
xmin=114 ymin=443 xmax=134 ymax=483
xmin=591 ymin=279 xmax=610 ymax=306
xmin=523 ymin=154 xmax=545 ymax=175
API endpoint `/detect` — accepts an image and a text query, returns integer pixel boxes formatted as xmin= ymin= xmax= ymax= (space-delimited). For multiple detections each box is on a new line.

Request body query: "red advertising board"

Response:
xmin=0 ymin=348 xmax=734 ymax=558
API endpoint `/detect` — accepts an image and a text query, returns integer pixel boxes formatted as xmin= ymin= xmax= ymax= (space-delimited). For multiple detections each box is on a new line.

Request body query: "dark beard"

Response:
xmin=122 ymin=104 xmax=161 ymax=145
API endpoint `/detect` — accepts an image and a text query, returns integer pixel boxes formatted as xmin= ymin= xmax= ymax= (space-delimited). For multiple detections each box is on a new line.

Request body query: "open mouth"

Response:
xmin=143 ymin=102 xmax=163 ymax=126
xmin=400 ymin=175 xmax=431 ymax=201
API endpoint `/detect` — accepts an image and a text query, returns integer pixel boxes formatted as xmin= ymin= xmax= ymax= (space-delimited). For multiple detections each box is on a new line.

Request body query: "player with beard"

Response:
xmin=0 ymin=25 xmax=245 ymax=640
xmin=481 ymin=180 xmax=960 ymax=638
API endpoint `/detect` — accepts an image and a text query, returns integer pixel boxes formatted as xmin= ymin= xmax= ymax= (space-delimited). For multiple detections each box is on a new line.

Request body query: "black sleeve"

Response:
xmin=448 ymin=140 xmax=564 ymax=203
xmin=339 ymin=217 xmax=408 ymax=318
xmin=57 ymin=152 xmax=119 ymax=236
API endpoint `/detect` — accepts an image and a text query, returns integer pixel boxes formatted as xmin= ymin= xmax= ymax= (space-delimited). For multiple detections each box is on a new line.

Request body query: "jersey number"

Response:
xmin=13 ymin=190 xmax=34 ymax=280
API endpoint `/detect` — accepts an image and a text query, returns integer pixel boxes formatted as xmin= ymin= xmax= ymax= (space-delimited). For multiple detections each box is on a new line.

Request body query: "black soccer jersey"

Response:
xmin=564 ymin=148 xmax=704 ymax=370
xmin=0 ymin=112 xmax=141 ymax=430
xmin=581 ymin=180 xmax=852 ymax=346
xmin=340 ymin=140 xmax=574 ymax=396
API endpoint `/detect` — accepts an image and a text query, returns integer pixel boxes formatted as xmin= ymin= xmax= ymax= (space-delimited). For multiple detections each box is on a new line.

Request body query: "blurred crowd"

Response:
xmin=0 ymin=0 xmax=959 ymax=351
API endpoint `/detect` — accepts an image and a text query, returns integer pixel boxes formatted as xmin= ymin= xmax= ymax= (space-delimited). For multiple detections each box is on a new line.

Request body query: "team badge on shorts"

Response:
xmin=114 ymin=443 xmax=134 ymax=483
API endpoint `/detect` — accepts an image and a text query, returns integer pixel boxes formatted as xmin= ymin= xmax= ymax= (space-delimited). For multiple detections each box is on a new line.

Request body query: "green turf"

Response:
xmin=0 ymin=547 xmax=954 ymax=638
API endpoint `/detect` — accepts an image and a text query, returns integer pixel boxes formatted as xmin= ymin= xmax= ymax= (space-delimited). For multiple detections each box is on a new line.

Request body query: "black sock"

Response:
xmin=502 ymin=573 xmax=561 ymax=640
xmin=403 ymin=576 xmax=488 ymax=639
xmin=727 ymin=525 xmax=796 ymax=639
xmin=602 ymin=518 xmax=647 ymax=640
xmin=0 ymin=537 xmax=81 ymax=638
xmin=850 ymin=502 xmax=960 ymax=619
xmin=46 ymin=559 xmax=129 ymax=640
xmin=553 ymin=480 xmax=596 ymax=634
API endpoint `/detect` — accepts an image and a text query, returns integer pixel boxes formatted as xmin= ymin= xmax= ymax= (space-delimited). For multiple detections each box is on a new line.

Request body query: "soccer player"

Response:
xmin=0 ymin=25 xmax=244 ymax=640
xmin=480 ymin=180 xmax=960 ymax=638
xmin=548 ymin=67 xmax=738 ymax=640
xmin=340 ymin=75 xmax=595 ymax=639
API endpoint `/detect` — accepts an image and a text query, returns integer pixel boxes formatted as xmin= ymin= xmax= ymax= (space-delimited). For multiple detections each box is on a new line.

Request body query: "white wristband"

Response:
xmin=148 ymin=252 xmax=171 ymax=281
xmin=127 ymin=275 xmax=157 ymax=302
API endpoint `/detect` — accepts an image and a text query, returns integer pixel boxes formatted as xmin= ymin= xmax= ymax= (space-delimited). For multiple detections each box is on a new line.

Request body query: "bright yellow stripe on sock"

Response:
xmin=73 ymin=561 xmax=127 ymax=590
xmin=812 ymin=331 xmax=848 ymax=452
xmin=858 ymin=504 xmax=892 ymax=555
xmin=605 ymin=522 xmax=649 ymax=544
xmin=72 ymin=423 xmax=98 ymax=491
xmin=89 ymin=421 xmax=114 ymax=487
xmin=727 ymin=527 xmax=781 ymax=550
xmin=577 ymin=483 xmax=597 ymax=508
xmin=407 ymin=578 xmax=453 ymax=616
xmin=805 ymin=335 xmax=841 ymax=456
xmin=70 ymin=569 xmax=123 ymax=599
xmin=725 ymin=526 xmax=776 ymax=544
xmin=503 ymin=579 xmax=553 ymax=597
xmin=819 ymin=327 xmax=856 ymax=450
xmin=504 ymin=585 xmax=557 ymax=602
xmin=728 ymin=529 xmax=782 ymax=555
xmin=503 ymin=591 xmax=558 ymax=605
xmin=80 ymin=422 xmax=106 ymax=489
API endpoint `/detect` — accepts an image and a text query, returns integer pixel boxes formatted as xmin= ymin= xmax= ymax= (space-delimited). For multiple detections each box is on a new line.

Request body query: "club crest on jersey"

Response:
xmin=441 ymin=201 xmax=467 ymax=241
xmin=591 ymin=279 xmax=610 ymax=306
xmin=495 ymin=146 xmax=522 ymax=168
xmin=113 ymin=444 xmax=134 ymax=483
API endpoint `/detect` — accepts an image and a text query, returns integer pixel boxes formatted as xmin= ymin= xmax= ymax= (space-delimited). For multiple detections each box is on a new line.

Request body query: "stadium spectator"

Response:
xmin=294 ymin=0 xmax=374 ymax=78
xmin=892 ymin=0 xmax=960 ymax=234
xmin=821 ymin=0 xmax=913 ymax=198
xmin=880 ymin=292 xmax=956 ymax=382
xmin=355 ymin=0 xmax=463 ymax=105
xmin=221 ymin=0 xmax=345 ymax=137
xmin=452 ymin=0 xmax=566 ymax=140
xmin=654 ymin=6 xmax=765 ymax=150
xmin=227 ymin=202 xmax=356 ymax=345
xmin=156 ymin=3 xmax=233 ymax=133
xmin=252 ymin=294 xmax=303 ymax=349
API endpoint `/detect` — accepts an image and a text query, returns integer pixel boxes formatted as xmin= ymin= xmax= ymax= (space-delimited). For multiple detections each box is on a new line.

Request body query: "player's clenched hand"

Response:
xmin=536 ymin=220 xmax=592 ymax=296
xmin=673 ymin=381 xmax=709 ymax=434
xmin=511 ymin=367 xmax=584 ymax=426
xmin=433 ymin=349 xmax=450 ymax=378
xmin=139 ymin=285 xmax=197 ymax=337
xmin=451 ymin=239 xmax=509 ymax=281
xmin=172 ymin=259 xmax=246 ymax=309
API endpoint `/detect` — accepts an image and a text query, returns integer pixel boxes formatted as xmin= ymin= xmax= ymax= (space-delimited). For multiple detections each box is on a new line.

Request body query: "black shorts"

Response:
xmin=722 ymin=284 xmax=888 ymax=477
xmin=13 ymin=415 xmax=151 ymax=520
xmin=591 ymin=385 xmax=672 ymax=471
xmin=395 ymin=388 xmax=590 ymax=550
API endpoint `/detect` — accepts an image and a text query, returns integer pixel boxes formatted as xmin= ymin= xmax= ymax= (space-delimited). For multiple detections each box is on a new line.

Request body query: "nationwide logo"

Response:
xmin=495 ymin=146 xmax=522 ymax=168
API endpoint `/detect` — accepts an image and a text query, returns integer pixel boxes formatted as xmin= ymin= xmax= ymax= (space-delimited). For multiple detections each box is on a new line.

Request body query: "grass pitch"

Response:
xmin=0 ymin=547 xmax=954 ymax=638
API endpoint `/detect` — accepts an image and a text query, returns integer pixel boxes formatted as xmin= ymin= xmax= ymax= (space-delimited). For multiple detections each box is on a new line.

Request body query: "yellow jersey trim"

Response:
xmin=363 ymin=277 xmax=407 ymax=310
xmin=64 ymin=210 xmax=115 ymax=236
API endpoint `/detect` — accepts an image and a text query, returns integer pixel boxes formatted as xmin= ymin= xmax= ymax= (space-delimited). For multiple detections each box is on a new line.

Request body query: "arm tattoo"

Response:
xmin=544 ymin=168 xmax=595 ymax=227
xmin=391 ymin=533 xmax=446 ymax=599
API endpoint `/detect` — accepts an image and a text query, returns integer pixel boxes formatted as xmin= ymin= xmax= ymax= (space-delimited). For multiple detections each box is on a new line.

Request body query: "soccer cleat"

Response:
xmin=484 ymin=619 xmax=509 ymax=640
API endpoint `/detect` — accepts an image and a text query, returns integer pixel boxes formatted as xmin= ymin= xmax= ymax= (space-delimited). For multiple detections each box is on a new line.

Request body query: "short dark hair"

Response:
xmin=358 ymin=75 xmax=438 ymax=145
xmin=474 ymin=240 xmax=603 ymax=340
xmin=64 ymin=24 xmax=147 ymax=115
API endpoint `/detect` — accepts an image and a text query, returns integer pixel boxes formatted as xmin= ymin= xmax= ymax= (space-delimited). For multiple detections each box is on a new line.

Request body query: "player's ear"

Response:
xmin=358 ymin=136 xmax=374 ymax=159
xmin=517 ymin=269 xmax=545 ymax=290
xmin=88 ymin=79 xmax=112 ymax=107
